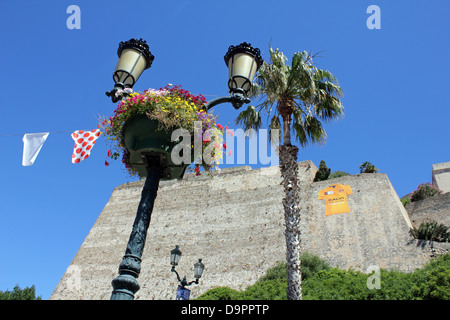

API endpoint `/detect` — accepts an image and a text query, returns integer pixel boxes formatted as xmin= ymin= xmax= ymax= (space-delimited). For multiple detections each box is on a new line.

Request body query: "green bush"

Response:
xmin=328 ymin=171 xmax=350 ymax=179
xmin=410 ymin=183 xmax=442 ymax=202
xmin=401 ymin=196 xmax=411 ymax=207
xmin=240 ymin=279 xmax=287 ymax=300
xmin=411 ymin=254 xmax=450 ymax=299
xmin=197 ymin=253 xmax=328 ymax=300
xmin=410 ymin=221 xmax=450 ymax=242
xmin=196 ymin=286 xmax=242 ymax=300
xmin=359 ymin=161 xmax=379 ymax=173
xmin=196 ymin=253 xmax=450 ymax=300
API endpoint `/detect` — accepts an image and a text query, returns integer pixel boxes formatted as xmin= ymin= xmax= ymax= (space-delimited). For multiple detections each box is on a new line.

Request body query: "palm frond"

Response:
xmin=249 ymin=46 xmax=343 ymax=148
xmin=235 ymin=105 xmax=262 ymax=133
xmin=292 ymin=110 xmax=327 ymax=147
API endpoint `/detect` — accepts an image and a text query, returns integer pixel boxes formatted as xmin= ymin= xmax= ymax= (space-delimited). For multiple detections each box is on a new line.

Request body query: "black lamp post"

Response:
xmin=170 ymin=246 xmax=205 ymax=300
xmin=107 ymin=39 xmax=261 ymax=300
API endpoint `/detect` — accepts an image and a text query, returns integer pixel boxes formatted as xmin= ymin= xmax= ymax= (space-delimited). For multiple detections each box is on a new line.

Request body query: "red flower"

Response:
xmin=217 ymin=124 xmax=224 ymax=130
xmin=105 ymin=160 xmax=109 ymax=167
xmin=107 ymin=149 xmax=112 ymax=157
xmin=223 ymin=143 xmax=227 ymax=150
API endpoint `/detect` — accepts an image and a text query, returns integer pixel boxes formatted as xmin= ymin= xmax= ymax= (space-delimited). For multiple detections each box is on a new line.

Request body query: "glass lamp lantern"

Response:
xmin=193 ymin=259 xmax=205 ymax=279
xmin=106 ymin=38 xmax=154 ymax=102
xmin=224 ymin=42 xmax=263 ymax=94
xmin=170 ymin=245 xmax=182 ymax=266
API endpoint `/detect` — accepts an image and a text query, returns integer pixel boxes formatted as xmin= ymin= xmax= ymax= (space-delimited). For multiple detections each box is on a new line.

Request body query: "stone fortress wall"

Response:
xmin=50 ymin=161 xmax=449 ymax=300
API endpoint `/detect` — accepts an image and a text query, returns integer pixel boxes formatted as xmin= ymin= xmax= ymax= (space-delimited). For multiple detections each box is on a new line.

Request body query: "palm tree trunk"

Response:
xmin=282 ymin=113 xmax=292 ymax=146
xmin=279 ymin=143 xmax=302 ymax=300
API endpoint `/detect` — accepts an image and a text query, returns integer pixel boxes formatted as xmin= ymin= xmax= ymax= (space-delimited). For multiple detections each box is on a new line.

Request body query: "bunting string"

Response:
xmin=2 ymin=129 xmax=104 ymax=166
xmin=1 ymin=92 xmax=229 ymax=166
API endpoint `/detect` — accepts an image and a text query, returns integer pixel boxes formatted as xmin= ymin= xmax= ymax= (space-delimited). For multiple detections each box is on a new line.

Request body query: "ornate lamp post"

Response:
xmin=107 ymin=39 xmax=262 ymax=300
xmin=170 ymin=245 xmax=205 ymax=300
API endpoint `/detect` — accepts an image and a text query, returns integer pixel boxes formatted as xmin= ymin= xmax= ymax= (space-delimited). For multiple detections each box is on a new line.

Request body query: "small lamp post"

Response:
xmin=107 ymin=39 xmax=261 ymax=300
xmin=170 ymin=246 xmax=205 ymax=300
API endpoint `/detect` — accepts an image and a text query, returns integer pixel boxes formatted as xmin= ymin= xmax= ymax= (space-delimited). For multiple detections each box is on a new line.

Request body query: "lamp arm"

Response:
xmin=203 ymin=89 xmax=250 ymax=111
xmin=186 ymin=279 xmax=199 ymax=286
xmin=171 ymin=266 xmax=183 ymax=283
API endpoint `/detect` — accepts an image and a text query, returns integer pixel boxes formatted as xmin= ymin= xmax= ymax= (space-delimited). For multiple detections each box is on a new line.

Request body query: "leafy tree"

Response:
xmin=237 ymin=47 xmax=344 ymax=300
xmin=0 ymin=285 xmax=42 ymax=300
xmin=314 ymin=160 xmax=331 ymax=182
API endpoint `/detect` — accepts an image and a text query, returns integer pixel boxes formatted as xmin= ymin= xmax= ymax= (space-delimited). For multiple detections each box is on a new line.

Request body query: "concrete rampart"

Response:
xmin=50 ymin=162 xmax=439 ymax=300
xmin=406 ymin=192 xmax=450 ymax=228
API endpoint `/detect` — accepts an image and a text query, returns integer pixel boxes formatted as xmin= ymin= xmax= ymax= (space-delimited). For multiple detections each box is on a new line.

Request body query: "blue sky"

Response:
xmin=0 ymin=0 xmax=448 ymax=299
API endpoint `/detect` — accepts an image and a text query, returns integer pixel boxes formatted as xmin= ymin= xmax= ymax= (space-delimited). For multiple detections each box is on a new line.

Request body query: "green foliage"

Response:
xmin=299 ymin=252 xmax=331 ymax=280
xmin=195 ymin=286 xmax=242 ymax=300
xmin=240 ymin=279 xmax=288 ymax=300
xmin=0 ymin=285 xmax=41 ymax=300
xmin=314 ymin=160 xmax=331 ymax=182
xmin=401 ymin=196 xmax=411 ymax=207
xmin=411 ymin=254 xmax=450 ymax=299
xmin=196 ymin=253 xmax=450 ymax=300
xmin=303 ymin=268 xmax=417 ymax=300
xmin=240 ymin=47 xmax=344 ymax=147
xmin=410 ymin=183 xmax=442 ymax=202
xmin=410 ymin=221 xmax=450 ymax=242
xmin=359 ymin=161 xmax=379 ymax=173
xmin=197 ymin=253 xmax=329 ymax=300
xmin=328 ymin=171 xmax=350 ymax=179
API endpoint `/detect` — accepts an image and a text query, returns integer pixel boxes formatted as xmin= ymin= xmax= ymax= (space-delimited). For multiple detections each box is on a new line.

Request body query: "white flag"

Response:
xmin=22 ymin=133 xmax=49 ymax=166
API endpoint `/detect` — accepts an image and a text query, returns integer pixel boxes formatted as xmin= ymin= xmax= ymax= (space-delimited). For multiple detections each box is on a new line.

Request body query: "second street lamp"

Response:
xmin=170 ymin=246 xmax=205 ymax=300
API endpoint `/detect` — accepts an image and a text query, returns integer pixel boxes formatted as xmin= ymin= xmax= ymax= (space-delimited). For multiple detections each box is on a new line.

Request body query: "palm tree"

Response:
xmin=236 ymin=47 xmax=344 ymax=299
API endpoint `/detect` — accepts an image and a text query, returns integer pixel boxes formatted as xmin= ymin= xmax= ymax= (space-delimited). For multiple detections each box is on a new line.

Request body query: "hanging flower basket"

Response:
xmin=99 ymin=84 xmax=226 ymax=180
xmin=123 ymin=114 xmax=196 ymax=179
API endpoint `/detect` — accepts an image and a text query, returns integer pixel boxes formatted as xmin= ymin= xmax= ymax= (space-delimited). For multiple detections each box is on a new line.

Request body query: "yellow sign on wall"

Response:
xmin=318 ymin=184 xmax=353 ymax=216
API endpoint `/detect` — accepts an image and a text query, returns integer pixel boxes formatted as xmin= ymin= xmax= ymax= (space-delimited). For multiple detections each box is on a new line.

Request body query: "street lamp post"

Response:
xmin=170 ymin=245 xmax=205 ymax=300
xmin=106 ymin=39 xmax=262 ymax=300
